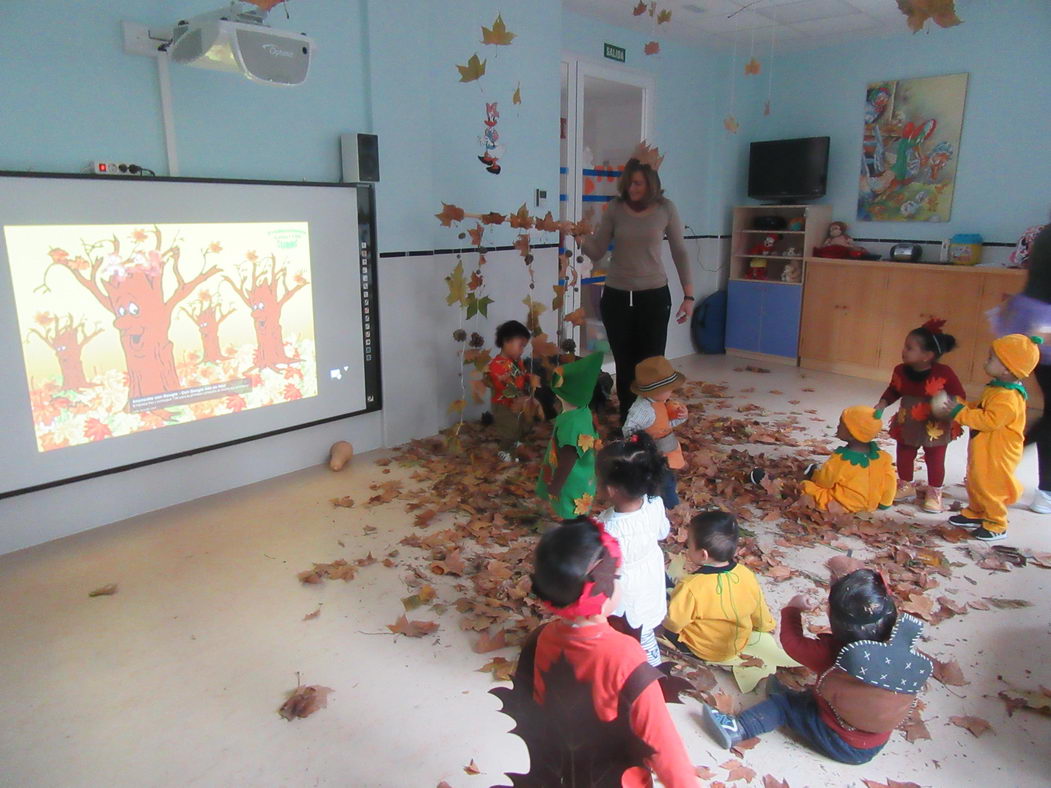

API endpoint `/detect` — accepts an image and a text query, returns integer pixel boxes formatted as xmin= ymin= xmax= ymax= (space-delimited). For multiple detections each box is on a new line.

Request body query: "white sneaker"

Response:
xmin=1030 ymin=488 xmax=1051 ymax=514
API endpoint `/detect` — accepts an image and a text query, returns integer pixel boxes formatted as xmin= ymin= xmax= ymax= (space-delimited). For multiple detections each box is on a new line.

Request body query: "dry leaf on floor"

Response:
xmin=931 ymin=657 xmax=968 ymax=686
xmin=402 ymin=584 xmax=437 ymax=611
xmin=303 ymin=608 xmax=321 ymax=621
xmin=901 ymin=712 xmax=931 ymax=743
xmin=478 ymin=656 xmax=516 ymax=682
xmin=278 ymin=683 xmax=333 ymax=720
xmin=730 ymin=737 xmax=759 ymax=757
xmin=464 ymin=758 xmax=481 ymax=775
xmin=473 ymin=629 xmax=507 ymax=653
xmin=763 ymin=776 xmax=790 ymax=788
xmin=695 ymin=766 xmax=717 ymax=780
xmin=950 ymin=715 xmax=992 ymax=737
xmin=982 ymin=597 xmax=1031 ymax=609
xmin=999 ymin=687 xmax=1051 ymax=717
xmin=437 ymin=782 xmax=453 ymax=788
xmin=863 ymin=781 xmax=921 ymax=788
xmin=720 ymin=758 xmax=756 ymax=784
xmin=330 ymin=496 xmax=355 ymax=508
xmin=388 ymin=615 xmax=439 ymax=638
xmin=712 ymin=691 xmax=738 ymax=715
xmin=88 ymin=583 xmax=118 ymax=597
xmin=688 ymin=666 xmax=718 ymax=692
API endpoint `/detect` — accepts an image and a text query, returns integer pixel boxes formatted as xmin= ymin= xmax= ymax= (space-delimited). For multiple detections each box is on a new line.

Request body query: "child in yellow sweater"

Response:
xmin=799 ymin=406 xmax=897 ymax=513
xmin=663 ymin=511 xmax=798 ymax=691
xmin=931 ymin=334 xmax=1042 ymax=541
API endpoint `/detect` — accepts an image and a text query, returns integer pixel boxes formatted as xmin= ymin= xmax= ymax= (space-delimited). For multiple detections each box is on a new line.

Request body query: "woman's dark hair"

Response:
xmin=909 ymin=325 xmax=957 ymax=358
xmin=596 ymin=432 xmax=666 ymax=499
xmin=616 ymin=158 xmax=664 ymax=206
xmin=828 ymin=569 xmax=897 ymax=645
xmin=495 ymin=320 xmax=530 ymax=349
xmin=531 ymin=518 xmax=603 ymax=608
xmin=688 ymin=510 xmax=738 ymax=563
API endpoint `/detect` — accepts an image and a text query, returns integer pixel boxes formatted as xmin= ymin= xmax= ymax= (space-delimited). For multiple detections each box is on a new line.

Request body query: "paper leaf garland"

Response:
xmin=724 ymin=115 xmax=740 ymax=133
xmin=481 ymin=13 xmax=516 ymax=46
xmin=435 ymin=202 xmax=465 ymax=227
xmin=446 ymin=261 xmax=468 ymax=306
xmin=509 ymin=204 xmax=534 ymax=230
xmin=466 ymin=293 xmax=494 ymax=319
xmin=644 ymin=41 xmax=660 ymax=56
xmin=632 ymin=2 xmax=647 ymax=16
xmin=657 ymin=8 xmax=672 ymax=24
xmin=512 ymin=83 xmax=522 ymax=105
xmin=457 ymin=53 xmax=487 ymax=83
xmin=745 ymin=57 xmax=761 ymax=75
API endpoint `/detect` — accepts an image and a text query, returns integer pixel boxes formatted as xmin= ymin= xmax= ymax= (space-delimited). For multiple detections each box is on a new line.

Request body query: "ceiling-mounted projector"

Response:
xmin=169 ymin=3 xmax=312 ymax=86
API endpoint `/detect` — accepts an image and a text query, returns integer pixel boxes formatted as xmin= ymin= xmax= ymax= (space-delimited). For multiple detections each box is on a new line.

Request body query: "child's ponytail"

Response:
xmin=596 ymin=431 xmax=668 ymax=499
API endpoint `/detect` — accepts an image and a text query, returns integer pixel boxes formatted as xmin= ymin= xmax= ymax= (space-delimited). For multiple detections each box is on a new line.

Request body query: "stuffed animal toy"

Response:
xmin=781 ymin=259 xmax=802 ymax=283
xmin=787 ymin=217 xmax=805 ymax=231
xmin=747 ymin=233 xmax=781 ymax=256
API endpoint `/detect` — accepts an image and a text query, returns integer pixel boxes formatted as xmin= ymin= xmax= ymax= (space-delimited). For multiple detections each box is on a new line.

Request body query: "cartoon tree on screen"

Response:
xmin=25 ymin=311 xmax=102 ymax=390
xmin=222 ymin=252 xmax=309 ymax=372
xmin=37 ymin=228 xmax=220 ymax=402
xmin=180 ymin=287 xmax=235 ymax=363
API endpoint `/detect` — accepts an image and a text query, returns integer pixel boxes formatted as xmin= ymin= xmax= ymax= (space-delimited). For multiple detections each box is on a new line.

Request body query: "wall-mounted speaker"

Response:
xmin=340 ymin=133 xmax=379 ymax=183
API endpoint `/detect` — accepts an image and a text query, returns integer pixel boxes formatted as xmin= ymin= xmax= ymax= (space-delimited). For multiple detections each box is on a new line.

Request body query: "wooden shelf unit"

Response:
xmin=729 ymin=204 xmax=832 ymax=283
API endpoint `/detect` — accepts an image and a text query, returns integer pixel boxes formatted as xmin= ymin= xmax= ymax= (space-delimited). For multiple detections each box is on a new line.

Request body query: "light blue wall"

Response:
xmin=561 ymin=11 xmax=733 ymax=235
xmin=731 ymin=0 xmax=1051 ymax=242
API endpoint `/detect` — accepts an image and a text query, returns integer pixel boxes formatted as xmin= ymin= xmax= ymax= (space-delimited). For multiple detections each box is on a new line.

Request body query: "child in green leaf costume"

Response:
xmin=537 ymin=352 xmax=604 ymax=520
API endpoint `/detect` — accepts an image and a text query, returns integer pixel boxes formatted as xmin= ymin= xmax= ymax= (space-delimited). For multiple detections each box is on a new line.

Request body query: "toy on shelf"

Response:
xmin=787 ymin=216 xmax=805 ymax=231
xmin=822 ymin=221 xmax=855 ymax=248
xmin=746 ymin=257 xmax=769 ymax=280
xmin=783 ymin=246 xmax=800 ymax=258
xmin=814 ymin=220 xmax=875 ymax=259
xmin=747 ymin=233 xmax=782 ymax=256
xmin=781 ymin=259 xmax=802 ymax=283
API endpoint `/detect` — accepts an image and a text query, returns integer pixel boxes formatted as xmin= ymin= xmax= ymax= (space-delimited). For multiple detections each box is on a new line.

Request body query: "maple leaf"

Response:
xmin=303 ymin=608 xmax=321 ymax=621
xmin=509 ymin=203 xmax=534 ymax=229
xmin=711 ymin=690 xmax=738 ymax=715
xmin=278 ymin=683 xmax=333 ymax=720
xmin=695 ymin=766 xmax=717 ymax=780
xmin=720 ymin=758 xmax=756 ymax=784
xmin=468 ymin=223 xmax=484 ymax=246
xmin=909 ymin=401 xmax=931 ymax=422
xmin=446 ymin=260 xmax=467 ymax=306
xmin=950 ymin=715 xmax=992 ymax=737
xmin=531 ymin=333 xmax=559 ymax=359
xmin=478 ymin=656 xmax=516 ymax=681
xmin=514 ymin=233 xmax=532 ymax=257
xmin=431 ymin=548 xmax=467 ymax=576
xmin=565 ymin=307 xmax=587 ymax=327
xmin=402 ymin=584 xmax=437 ymax=611
xmin=999 ymin=687 xmax=1051 ymax=717
xmin=435 ymin=202 xmax=465 ymax=226
xmin=763 ymin=777 xmax=790 ymax=788
xmin=88 ymin=583 xmax=118 ymax=597
xmin=573 ymin=492 xmax=594 ymax=516
xmin=657 ymin=8 xmax=672 ymax=23
xmin=644 ymin=40 xmax=660 ymax=55
xmin=456 ymin=53 xmax=487 ymax=82
xmin=724 ymin=115 xmax=740 ymax=133
xmin=388 ymin=614 xmax=439 ymax=638
xmin=535 ymin=211 xmax=558 ymax=232
xmin=925 ymin=421 xmax=944 ymax=441
xmin=513 ymin=83 xmax=522 ymax=105
xmin=480 ymin=211 xmax=506 ymax=225
xmin=896 ymin=0 xmax=962 ymax=33
xmin=330 ymin=496 xmax=355 ymax=508
xmin=744 ymin=57 xmax=761 ymax=75
xmin=577 ymin=433 xmax=597 ymax=453
xmin=901 ymin=711 xmax=931 ymax=743
xmin=481 ymin=13 xmax=515 ymax=45
xmin=632 ymin=1 xmax=647 ymax=15
xmin=473 ymin=629 xmax=508 ymax=653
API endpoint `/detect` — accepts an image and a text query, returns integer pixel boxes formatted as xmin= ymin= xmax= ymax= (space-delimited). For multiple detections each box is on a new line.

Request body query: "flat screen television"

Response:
xmin=747 ymin=136 xmax=829 ymax=203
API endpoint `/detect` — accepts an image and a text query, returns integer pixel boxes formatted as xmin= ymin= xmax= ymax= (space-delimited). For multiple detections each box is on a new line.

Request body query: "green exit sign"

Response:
xmin=603 ymin=43 xmax=626 ymax=62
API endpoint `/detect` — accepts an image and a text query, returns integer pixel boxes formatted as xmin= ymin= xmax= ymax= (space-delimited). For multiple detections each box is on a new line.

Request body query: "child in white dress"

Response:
xmin=595 ymin=432 xmax=672 ymax=666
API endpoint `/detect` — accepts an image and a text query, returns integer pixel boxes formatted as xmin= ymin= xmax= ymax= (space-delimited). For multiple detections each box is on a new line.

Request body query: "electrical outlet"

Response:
xmin=88 ymin=161 xmax=146 ymax=176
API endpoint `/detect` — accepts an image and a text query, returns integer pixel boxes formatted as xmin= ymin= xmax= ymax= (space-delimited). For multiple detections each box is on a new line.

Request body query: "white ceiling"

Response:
xmin=563 ymin=0 xmax=934 ymax=50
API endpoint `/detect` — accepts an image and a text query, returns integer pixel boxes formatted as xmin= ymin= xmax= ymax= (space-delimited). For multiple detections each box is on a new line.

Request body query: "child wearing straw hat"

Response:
xmin=798 ymin=406 xmax=897 ymax=513
xmin=623 ymin=356 xmax=688 ymax=509
xmin=931 ymin=334 xmax=1043 ymax=541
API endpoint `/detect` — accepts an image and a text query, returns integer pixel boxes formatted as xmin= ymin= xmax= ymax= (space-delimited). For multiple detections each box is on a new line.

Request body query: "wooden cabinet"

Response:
xmin=799 ymin=262 xmax=886 ymax=368
xmin=799 ymin=259 xmax=1030 ymax=395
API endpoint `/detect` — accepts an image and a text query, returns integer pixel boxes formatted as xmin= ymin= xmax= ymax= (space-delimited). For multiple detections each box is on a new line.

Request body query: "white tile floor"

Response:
xmin=1 ymin=354 xmax=1048 ymax=787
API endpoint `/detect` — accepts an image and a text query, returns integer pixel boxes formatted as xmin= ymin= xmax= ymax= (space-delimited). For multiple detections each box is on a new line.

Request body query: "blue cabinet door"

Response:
xmin=758 ymin=283 xmax=803 ymax=358
xmin=726 ymin=280 xmax=763 ymax=352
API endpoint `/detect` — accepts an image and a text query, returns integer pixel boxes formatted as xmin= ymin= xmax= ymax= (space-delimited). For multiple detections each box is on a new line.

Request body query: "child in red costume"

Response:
xmin=491 ymin=518 xmax=697 ymax=788
xmin=876 ymin=319 xmax=966 ymax=513
xmin=487 ymin=320 xmax=536 ymax=462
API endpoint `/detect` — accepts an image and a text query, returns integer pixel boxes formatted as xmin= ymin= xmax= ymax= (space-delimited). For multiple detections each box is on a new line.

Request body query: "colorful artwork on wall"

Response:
xmin=857 ymin=73 xmax=968 ymax=223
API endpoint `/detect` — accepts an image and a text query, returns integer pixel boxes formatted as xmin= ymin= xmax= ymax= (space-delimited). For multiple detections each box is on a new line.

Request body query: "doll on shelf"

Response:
xmin=747 ymin=233 xmax=781 ymax=256
xmin=823 ymin=221 xmax=855 ymax=248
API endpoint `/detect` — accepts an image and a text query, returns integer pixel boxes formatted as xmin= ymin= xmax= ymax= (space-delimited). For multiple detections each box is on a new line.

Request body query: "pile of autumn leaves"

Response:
xmin=293 ymin=373 xmax=1050 ymax=783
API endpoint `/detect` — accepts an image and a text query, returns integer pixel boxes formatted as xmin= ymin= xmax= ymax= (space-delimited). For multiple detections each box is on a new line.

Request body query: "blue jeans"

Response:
xmin=660 ymin=467 xmax=680 ymax=509
xmin=737 ymin=690 xmax=884 ymax=765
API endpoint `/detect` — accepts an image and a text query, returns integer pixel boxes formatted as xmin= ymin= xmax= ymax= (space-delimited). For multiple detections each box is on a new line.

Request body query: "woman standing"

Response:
xmin=580 ymin=156 xmax=693 ymax=423
xmin=990 ymin=223 xmax=1051 ymax=511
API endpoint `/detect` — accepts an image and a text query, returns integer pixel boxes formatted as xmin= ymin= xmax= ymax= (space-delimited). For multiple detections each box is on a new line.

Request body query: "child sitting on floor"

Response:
xmin=662 ymin=511 xmax=797 ymax=691
xmin=799 ymin=406 xmax=897 ymax=513
xmin=701 ymin=557 xmax=932 ymax=766
xmin=623 ymin=356 xmax=688 ymax=509
xmin=487 ymin=320 xmax=535 ymax=463
xmin=931 ymin=334 xmax=1043 ymax=542
xmin=875 ymin=319 xmax=966 ymax=513
xmin=491 ymin=517 xmax=697 ymax=788
xmin=537 ymin=352 xmax=604 ymax=521
xmin=596 ymin=432 xmax=672 ymax=667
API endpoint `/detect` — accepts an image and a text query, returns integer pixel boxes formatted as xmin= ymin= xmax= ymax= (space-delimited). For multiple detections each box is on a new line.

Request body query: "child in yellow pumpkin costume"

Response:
xmin=931 ymin=334 xmax=1042 ymax=542
xmin=800 ymin=406 xmax=897 ymax=513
